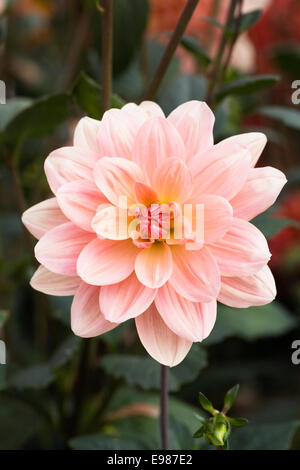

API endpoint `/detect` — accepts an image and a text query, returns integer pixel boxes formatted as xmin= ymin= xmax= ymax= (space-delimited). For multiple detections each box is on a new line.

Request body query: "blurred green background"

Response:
xmin=1 ymin=0 xmax=300 ymax=450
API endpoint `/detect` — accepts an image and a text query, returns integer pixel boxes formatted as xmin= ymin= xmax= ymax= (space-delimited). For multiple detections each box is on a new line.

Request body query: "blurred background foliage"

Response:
xmin=1 ymin=0 xmax=300 ymax=450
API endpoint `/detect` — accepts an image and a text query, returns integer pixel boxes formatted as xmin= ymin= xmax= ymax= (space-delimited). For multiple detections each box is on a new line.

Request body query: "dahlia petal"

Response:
xmin=92 ymin=204 xmax=129 ymax=240
xmin=57 ymin=180 xmax=107 ymax=232
xmin=135 ymin=303 xmax=192 ymax=367
xmin=208 ymin=218 xmax=271 ymax=277
xmin=135 ymin=242 xmax=173 ymax=288
xmin=139 ymin=101 xmax=165 ymax=117
xmin=21 ymin=197 xmax=68 ymax=239
xmin=153 ymin=157 xmax=192 ymax=203
xmin=218 ymin=265 xmax=276 ymax=308
xmin=186 ymin=195 xmax=233 ymax=244
xmin=71 ymin=282 xmax=117 ymax=338
xmin=30 ymin=265 xmax=80 ymax=296
xmin=155 ymin=283 xmax=217 ymax=342
xmin=35 ymin=222 xmax=95 ymax=275
xmin=100 ymin=272 xmax=157 ymax=322
xmin=221 ymin=132 xmax=267 ymax=167
xmin=189 ymin=140 xmax=252 ymax=201
xmin=97 ymin=108 xmax=146 ymax=159
xmin=133 ymin=182 xmax=159 ymax=206
xmin=93 ymin=157 xmax=144 ymax=206
xmin=169 ymin=245 xmax=220 ymax=302
xmin=132 ymin=116 xmax=186 ymax=182
xmin=168 ymin=100 xmax=214 ymax=161
xmin=230 ymin=167 xmax=287 ymax=220
xmin=44 ymin=146 xmax=99 ymax=194
xmin=73 ymin=117 xmax=100 ymax=154
xmin=77 ymin=238 xmax=138 ymax=286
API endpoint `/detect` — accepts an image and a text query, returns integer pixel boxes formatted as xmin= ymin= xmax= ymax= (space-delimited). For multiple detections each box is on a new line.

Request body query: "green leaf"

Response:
xmin=224 ymin=384 xmax=239 ymax=412
xmin=9 ymin=364 xmax=55 ymax=390
xmin=227 ymin=417 xmax=248 ymax=427
xmin=205 ymin=302 xmax=296 ymax=345
xmin=180 ymin=36 xmax=211 ymax=66
xmin=198 ymin=392 xmax=215 ymax=414
xmin=257 ymin=106 xmax=300 ymax=131
xmin=0 ymin=97 xmax=32 ymax=130
xmin=252 ymin=213 xmax=298 ymax=239
xmin=230 ymin=421 xmax=299 ymax=450
xmin=202 ymin=10 xmax=262 ymax=38
xmin=50 ymin=335 xmax=81 ymax=369
xmin=101 ymin=344 xmax=207 ymax=392
xmin=0 ymin=395 xmax=46 ymax=449
xmin=112 ymin=0 xmax=149 ymax=75
xmin=193 ymin=426 xmax=205 ymax=438
xmin=2 ymin=94 xmax=70 ymax=146
xmin=72 ymin=72 xmax=125 ymax=120
xmin=228 ymin=10 xmax=262 ymax=37
xmin=69 ymin=434 xmax=147 ymax=450
xmin=158 ymin=74 xmax=206 ymax=115
xmin=217 ymin=75 xmax=280 ymax=101
xmin=272 ymin=46 xmax=300 ymax=80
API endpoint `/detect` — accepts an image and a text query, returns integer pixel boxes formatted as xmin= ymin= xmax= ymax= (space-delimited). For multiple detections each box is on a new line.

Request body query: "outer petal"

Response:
xmin=44 ymin=146 xmax=99 ymax=194
xmin=73 ymin=117 xmax=100 ymax=154
xmin=100 ymin=272 xmax=157 ymax=322
xmin=218 ymin=265 xmax=276 ymax=308
xmin=93 ymin=157 xmax=144 ymax=206
xmin=221 ymin=132 xmax=267 ymax=167
xmin=71 ymin=282 xmax=117 ymax=338
xmin=132 ymin=116 xmax=186 ymax=182
xmin=57 ymin=180 xmax=107 ymax=232
xmin=139 ymin=101 xmax=165 ymax=117
xmin=135 ymin=303 xmax=192 ymax=367
xmin=208 ymin=218 xmax=271 ymax=277
xmin=168 ymin=100 xmax=214 ymax=161
xmin=230 ymin=167 xmax=287 ymax=220
xmin=22 ymin=198 xmax=68 ymax=239
xmin=189 ymin=141 xmax=252 ymax=201
xmin=155 ymin=283 xmax=217 ymax=342
xmin=30 ymin=265 xmax=80 ymax=296
xmin=152 ymin=157 xmax=192 ymax=203
xmin=97 ymin=108 xmax=146 ymax=159
xmin=35 ymin=222 xmax=95 ymax=275
xmin=169 ymin=245 xmax=220 ymax=302
xmin=77 ymin=238 xmax=138 ymax=286
xmin=135 ymin=242 xmax=173 ymax=288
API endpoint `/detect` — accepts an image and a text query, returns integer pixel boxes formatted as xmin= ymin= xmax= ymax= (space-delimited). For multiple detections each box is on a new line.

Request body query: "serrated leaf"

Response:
xmin=180 ymin=36 xmax=211 ymax=66
xmin=224 ymin=384 xmax=239 ymax=412
xmin=72 ymin=72 xmax=125 ymax=119
xmin=217 ymin=75 xmax=279 ymax=101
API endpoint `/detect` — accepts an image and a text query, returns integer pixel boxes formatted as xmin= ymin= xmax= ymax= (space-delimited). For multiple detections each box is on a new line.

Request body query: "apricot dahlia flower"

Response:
xmin=22 ymin=101 xmax=286 ymax=366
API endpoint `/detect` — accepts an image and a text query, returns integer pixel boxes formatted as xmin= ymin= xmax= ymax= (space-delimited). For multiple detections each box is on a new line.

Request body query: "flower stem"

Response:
xmin=101 ymin=0 xmax=113 ymax=114
xmin=206 ymin=0 xmax=239 ymax=106
xmin=160 ymin=365 xmax=169 ymax=450
xmin=144 ymin=0 xmax=200 ymax=101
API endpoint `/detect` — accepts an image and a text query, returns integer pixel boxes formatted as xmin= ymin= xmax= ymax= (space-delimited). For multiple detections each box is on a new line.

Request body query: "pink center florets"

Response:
xmin=131 ymin=202 xmax=180 ymax=248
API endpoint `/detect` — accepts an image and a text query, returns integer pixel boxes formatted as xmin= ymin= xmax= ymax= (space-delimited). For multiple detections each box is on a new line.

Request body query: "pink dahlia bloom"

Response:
xmin=22 ymin=101 xmax=287 ymax=366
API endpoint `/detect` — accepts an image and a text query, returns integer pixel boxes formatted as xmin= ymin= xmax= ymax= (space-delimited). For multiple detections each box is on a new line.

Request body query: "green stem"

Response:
xmin=144 ymin=0 xmax=200 ymax=101
xmin=101 ymin=0 xmax=113 ymax=114
xmin=160 ymin=365 xmax=169 ymax=450
xmin=206 ymin=0 xmax=239 ymax=106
